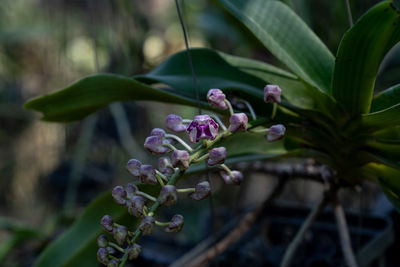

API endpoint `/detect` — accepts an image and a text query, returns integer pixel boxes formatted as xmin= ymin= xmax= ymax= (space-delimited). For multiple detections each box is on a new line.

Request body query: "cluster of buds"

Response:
xmin=97 ymin=85 xmax=285 ymax=265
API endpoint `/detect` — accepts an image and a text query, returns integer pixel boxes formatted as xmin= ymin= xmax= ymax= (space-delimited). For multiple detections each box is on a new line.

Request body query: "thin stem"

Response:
xmin=165 ymin=133 xmax=193 ymax=152
xmin=209 ymin=114 xmax=227 ymax=131
xmin=109 ymin=255 xmax=120 ymax=261
xmin=191 ymin=153 xmax=209 ymax=163
xmin=225 ymin=99 xmax=234 ymax=115
xmin=271 ymin=103 xmax=278 ymax=119
xmin=177 ymin=188 xmax=195 ymax=193
xmin=345 ymin=0 xmax=353 ymax=27
xmin=242 ymin=100 xmax=256 ymax=120
xmin=249 ymin=127 xmax=269 ymax=134
xmin=109 ymin=242 xmax=126 ymax=253
xmin=280 ymin=193 xmax=329 ymax=267
xmin=136 ymin=191 xmax=157 ymax=202
xmin=333 ymin=197 xmax=358 ymax=267
xmin=220 ymin=164 xmax=232 ymax=175
xmin=155 ymin=173 xmax=165 ymax=186
xmin=163 ymin=143 xmax=177 ymax=151
xmin=155 ymin=170 xmax=169 ymax=182
xmin=155 ymin=221 xmax=170 ymax=227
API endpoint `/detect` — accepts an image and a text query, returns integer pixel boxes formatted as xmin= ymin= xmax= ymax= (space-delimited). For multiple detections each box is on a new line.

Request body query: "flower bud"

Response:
xmin=160 ymin=185 xmax=178 ymax=206
xmin=128 ymin=243 xmax=142 ymax=260
xmin=266 ymin=124 xmax=286 ymax=142
xmin=207 ymin=89 xmax=228 ymax=110
xmin=139 ymin=216 xmax=155 ymax=235
xmin=107 ymin=259 xmax=119 ymax=267
xmin=144 ymin=136 xmax=171 ymax=154
xmin=187 ymin=115 xmax=219 ymax=143
xmin=264 ymin=84 xmax=282 ymax=103
xmin=125 ymin=183 xmax=138 ymax=199
xmin=127 ymin=196 xmax=146 ymax=218
xmin=189 ymin=181 xmax=211 ymax=201
xmin=166 ymin=114 xmax=186 ymax=132
xmin=207 ymin=147 xmax=227 ymax=166
xmin=112 ymin=186 xmax=127 ymax=205
xmin=106 ymin=246 xmax=116 ymax=254
xmin=97 ymin=247 xmax=109 ymax=265
xmin=166 ymin=214 xmax=184 ymax=233
xmin=171 ymin=150 xmax=190 ymax=170
xmin=97 ymin=234 xmax=108 ymax=248
xmin=158 ymin=157 xmax=174 ymax=175
xmin=229 ymin=113 xmax=248 ymax=133
xmin=101 ymin=215 xmax=113 ymax=233
xmin=113 ymin=225 xmax=128 ymax=246
xmin=139 ymin=165 xmax=158 ymax=185
xmin=220 ymin=170 xmax=243 ymax=185
xmin=150 ymin=128 xmax=166 ymax=138
xmin=126 ymin=159 xmax=142 ymax=177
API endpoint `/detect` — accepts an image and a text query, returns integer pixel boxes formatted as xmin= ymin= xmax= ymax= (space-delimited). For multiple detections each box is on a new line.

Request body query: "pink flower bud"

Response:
xmin=126 ymin=159 xmax=142 ymax=177
xmin=165 ymin=114 xmax=186 ymax=132
xmin=144 ymin=135 xmax=171 ymax=154
xmin=207 ymin=147 xmax=227 ymax=166
xmin=127 ymin=196 xmax=146 ymax=218
xmin=100 ymin=215 xmax=113 ymax=233
xmin=139 ymin=216 xmax=155 ymax=235
xmin=165 ymin=214 xmax=184 ymax=232
xmin=128 ymin=243 xmax=142 ymax=260
xmin=186 ymin=115 xmax=219 ymax=143
xmin=150 ymin=128 xmax=166 ymax=138
xmin=207 ymin=89 xmax=228 ymax=109
xmin=264 ymin=84 xmax=282 ymax=103
xmin=112 ymin=186 xmax=127 ymax=205
xmin=139 ymin=165 xmax=158 ymax=185
xmin=266 ymin=124 xmax=286 ymax=142
xmin=171 ymin=150 xmax=190 ymax=169
xmin=160 ymin=185 xmax=178 ymax=206
xmin=220 ymin=170 xmax=243 ymax=185
xmin=189 ymin=181 xmax=211 ymax=201
xmin=229 ymin=113 xmax=248 ymax=133
xmin=158 ymin=157 xmax=174 ymax=175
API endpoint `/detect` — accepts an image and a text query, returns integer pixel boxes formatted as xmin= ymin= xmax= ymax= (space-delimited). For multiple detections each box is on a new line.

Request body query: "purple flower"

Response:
xmin=220 ymin=170 xmax=243 ymax=185
xmin=207 ymin=89 xmax=228 ymax=109
xmin=97 ymin=248 xmax=109 ymax=265
xmin=158 ymin=157 xmax=174 ymax=175
xmin=139 ymin=216 xmax=155 ymax=235
xmin=171 ymin=150 xmax=190 ymax=169
xmin=144 ymin=135 xmax=171 ymax=154
xmin=128 ymin=243 xmax=142 ymax=260
xmin=165 ymin=114 xmax=186 ymax=132
xmin=266 ymin=124 xmax=286 ymax=142
xmin=100 ymin=215 xmax=113 ymax=233
xmin=264 ymin=84 xmax=282 ymax=104
xmin=97 ymin=234 xmax=108 ymax=248
xmin=113 ymin=225 xmax=128 ymax=246
xmin=126 ymin=159 xmax=142 ymax=177
xmin=112 ymin=186 xmax=127 ymax=205
xmin=165 ymin=214 xmax=184 ymax=233
xmin=125 ymin=183 xmax=138 ymax=199
xmin=150 ymin=128 xmax=166 ymax=137
xmin=207 ymin=147 xmax=227 ymax=166
xmin=108 ymin=259 xmax=118 ymax=267
xmin=127 ymin=196 xmax=146 ymax=218
xmin=189 ymin=181 xmax=211 ymax=201
xmin=139 ymin=164 xmax=158 ymax=185
xmin=186 ymin=115 xmax=219 ymax=143
xmin=160 ymin=185 xmax=178 ymax=206
xmin=228 ymin=113 xmax=248 ymax=133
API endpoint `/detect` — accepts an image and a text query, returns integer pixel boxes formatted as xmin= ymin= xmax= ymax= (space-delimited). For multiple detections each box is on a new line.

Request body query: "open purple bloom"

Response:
xmin=186 ymin=115 xmax=219 ymax=143
xmin=165 ymin=214 xmax=184 ymax=232
xmin=171 ymin=150 xmax=190 ymax=169
xmin=264 ymin=84 xmax=282 ymax=104
xmin=207 ymin=89 xmax=228 ymax=109
xmin=144 ymin=135 xmax=171 ymax=154
xmin=266 ymin=124 xmax=286 ymax=142
xmin=229 ymin=113 xmax=248 ymax=133
xmin=165 ymin=114 xmax=186 ymax=132
xmin=139 ymin=165 xmax=158 ymax=185
xmin=158 ymin=157 xmax=174 ymax=175
xmin=207 ymin=147 xmax=227 ymax=166
xmin=220 ymin=170 xmax=243 ymax=185
xmin=189 ymin=181 xmax=211 ymax=201
xmin=126 ymin=159 xmax=142 ymax=177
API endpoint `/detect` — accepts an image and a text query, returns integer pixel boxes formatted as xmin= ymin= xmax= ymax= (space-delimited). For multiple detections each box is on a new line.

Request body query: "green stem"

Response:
xmin=191 ymin=153 xmax=209 ymax=163
xmin=271 ymin=103 xmax=278 ymax=119
xmin=220 ymin=164 xmax=232 ymax=175
xmin=242 ymin=99 xmax=257 ymax=120
xmin=177 ymin=188 xmax=195 ymax=193
xmin=155 ymin=173 xmax=165 ymax=186
xmin=136 ymin=192 xmax=157 ymax=202
xmin=155 ymin=221 xmax=170 ymax=227
xmin=165 ymin=134 xmax=193 ymax=152
xmin=155 ymin=170 xmax=169 ymax=182
xmin=163 ymin=143 xmax=177 ymax=151
xmin=249 ymin=127 xmax=269 ymax=134
xmin=109 ymin=242 xmax=126 ymax=253
xmin=225 ymin=99 xmax=234 ymax=115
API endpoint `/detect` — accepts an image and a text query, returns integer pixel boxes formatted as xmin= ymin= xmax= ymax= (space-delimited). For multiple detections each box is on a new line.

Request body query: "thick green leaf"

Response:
xmin=362 ymin=103 xmax=400 ymax=129
xmin=371 ymin=84 xmax=400 ymax=112
xmin=218 ymin=0 xmax=334 ymax=93
xmin=35 ymin=192 xmax=129 ymax=267
xmin=332 ymin=1 xmax=400 ymax=115
xmin=24 ymin=74 xmax=211 ymax=122
xmin=365 ymin=163 xmax=400 ymax=211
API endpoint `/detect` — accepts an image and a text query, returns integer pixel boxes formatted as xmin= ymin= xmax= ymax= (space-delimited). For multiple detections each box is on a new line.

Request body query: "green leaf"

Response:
xmin=362 ymin=103 xmax=400 ymax=129
xmin=371 ymin=84 xmax=400 ymax=112
xmin=24 ymin=74 xmax=211 ymax=122
xmin=217 ymin=0 xmax=334 ymax=93
xmin=331 ymin=1 xmax=400 ymax=115
xmin=34 ymin=192 xmax=130 ymax=267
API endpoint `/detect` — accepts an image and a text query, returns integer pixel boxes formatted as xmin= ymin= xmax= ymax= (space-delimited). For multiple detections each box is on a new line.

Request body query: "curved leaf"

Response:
xmin=24 ymin=74 xmax=211 ymax=122
xmin=332 ymin=1 xmax=400 ymax=115
xmin=217 ymin=0 xmax=334 ymax=93
xmin=371 ymin=83 xmax=400 ymax=112
xmin=35 ymin=192 xmax=130 ymax=267
xmin=362 ymin=103 xmax=400 ymax=129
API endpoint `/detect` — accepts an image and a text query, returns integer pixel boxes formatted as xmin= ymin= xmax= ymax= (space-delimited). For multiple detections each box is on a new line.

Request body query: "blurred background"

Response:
xmin=0 ymin=0 xmax=399 ymax=266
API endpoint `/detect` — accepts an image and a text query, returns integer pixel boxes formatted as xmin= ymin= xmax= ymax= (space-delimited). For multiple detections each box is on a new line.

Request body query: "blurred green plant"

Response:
xmin=24 ymin=0 xmax=400 ymax=266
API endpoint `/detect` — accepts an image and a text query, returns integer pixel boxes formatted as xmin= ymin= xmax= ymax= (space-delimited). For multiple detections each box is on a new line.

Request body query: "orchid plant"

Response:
xmin=24 ymin=0 xmax=400 ymax=266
